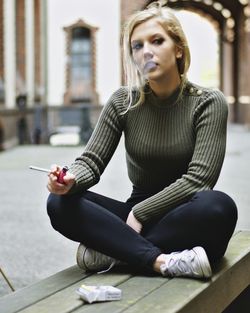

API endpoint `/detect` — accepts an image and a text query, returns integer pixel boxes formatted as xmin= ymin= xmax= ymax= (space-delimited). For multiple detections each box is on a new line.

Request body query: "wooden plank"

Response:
xmin=19 ymin=272 xmax=132 ymax=313
xmin=2 ymin=231 xmax=250 ymax=313
xmin=0 ymin=265 xmax=88 ymax=313
xmin=180 ymin=231 xmax=250 ymax=313
xmin=118 ymin=277 xmax=207 ymax=313
xmin=74 ymin=275 xmax=169 ymax=313
xmin=120 ymin=231 xmax=250 ymax=313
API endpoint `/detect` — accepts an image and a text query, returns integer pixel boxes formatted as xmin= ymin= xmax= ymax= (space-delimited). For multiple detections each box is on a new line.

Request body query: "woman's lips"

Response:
xmin=144 ymin=61 xmax=157 ymax=73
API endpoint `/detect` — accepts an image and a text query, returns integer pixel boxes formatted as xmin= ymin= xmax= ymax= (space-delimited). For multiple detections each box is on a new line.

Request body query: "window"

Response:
xmin=71 ymin=27 xmax=91 ymax=102
xmin=64 ymin=20 xmax=98 ymax=104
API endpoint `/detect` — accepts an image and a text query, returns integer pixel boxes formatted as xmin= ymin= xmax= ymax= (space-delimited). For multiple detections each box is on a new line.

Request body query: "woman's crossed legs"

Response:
xmin=47 ymin=189 xmax=237 ymax=276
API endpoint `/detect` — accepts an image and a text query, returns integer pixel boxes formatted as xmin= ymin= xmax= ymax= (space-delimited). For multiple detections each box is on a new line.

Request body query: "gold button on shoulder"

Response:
xmin=189 ymin=87 xmax=194 ymax=94
xmin=197 ymin=89 xmax=203 ymax=96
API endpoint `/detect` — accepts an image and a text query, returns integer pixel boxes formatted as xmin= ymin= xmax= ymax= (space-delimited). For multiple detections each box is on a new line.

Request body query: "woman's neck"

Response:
xmin=149 ymin=75 xmax=181 ymax=99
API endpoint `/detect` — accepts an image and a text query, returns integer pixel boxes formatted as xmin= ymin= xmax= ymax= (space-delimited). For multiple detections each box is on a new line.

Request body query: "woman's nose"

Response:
xmin=143 ymin=44 xmax=153 ymax=61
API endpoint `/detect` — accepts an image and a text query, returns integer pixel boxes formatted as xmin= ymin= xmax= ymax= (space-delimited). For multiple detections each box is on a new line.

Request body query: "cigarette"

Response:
xmin=29 ymin=165 xmax=51 ymax=173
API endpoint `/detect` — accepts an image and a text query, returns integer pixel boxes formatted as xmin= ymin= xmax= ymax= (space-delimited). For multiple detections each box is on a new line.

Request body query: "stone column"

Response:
xmin=40 ymin=0 xmax=48 ymax=105
xmin=221 ymin=27 xmax=235 ymax=122
xmin=3 ymin=0 xmax=16 ymax=109
xmin=25 ymin=0 xmax=35 ymax=107
xmin=237 ymin=7 xmax=250 ymax=124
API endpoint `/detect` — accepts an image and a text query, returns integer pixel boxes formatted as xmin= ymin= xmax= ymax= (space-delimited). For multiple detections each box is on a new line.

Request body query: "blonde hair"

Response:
xmin=122 ymin=2 xmax=191 ymax=110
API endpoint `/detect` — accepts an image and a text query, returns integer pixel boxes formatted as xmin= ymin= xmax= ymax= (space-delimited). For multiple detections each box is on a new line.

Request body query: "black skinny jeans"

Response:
xmin=47 ymin=189 xmax=237 ymax=271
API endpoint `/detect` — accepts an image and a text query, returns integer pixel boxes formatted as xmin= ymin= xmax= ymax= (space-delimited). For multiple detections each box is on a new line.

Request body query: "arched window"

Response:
xmin=64 ymin=19 xmax=98 ymax=105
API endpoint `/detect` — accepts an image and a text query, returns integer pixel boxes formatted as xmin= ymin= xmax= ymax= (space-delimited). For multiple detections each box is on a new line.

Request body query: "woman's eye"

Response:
xmin=153 ymin=38 xmax=164 ymax=45
xmin=131 ymin=43 xmax=142 ymax=51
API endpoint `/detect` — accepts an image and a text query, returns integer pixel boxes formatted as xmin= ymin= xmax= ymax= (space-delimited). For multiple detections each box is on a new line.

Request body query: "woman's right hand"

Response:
xmin=47 ymin=164 xmax=76 ymax=195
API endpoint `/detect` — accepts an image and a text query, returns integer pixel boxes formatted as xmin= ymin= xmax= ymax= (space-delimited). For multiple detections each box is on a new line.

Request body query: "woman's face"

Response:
xmin=130 ymin=18 xmax=182 ymax=84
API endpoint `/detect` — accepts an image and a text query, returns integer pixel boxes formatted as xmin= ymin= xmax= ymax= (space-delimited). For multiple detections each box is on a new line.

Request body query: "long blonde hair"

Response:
xmin=122 ymin=2 xmax=191 ymax=110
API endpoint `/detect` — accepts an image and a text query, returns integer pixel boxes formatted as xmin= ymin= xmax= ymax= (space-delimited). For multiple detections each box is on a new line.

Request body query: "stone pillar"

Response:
xmin=221 ymin=26 xmax=235 ymax=122
xmin=3 ymin=0 xmax=16 ymax=109
xmin=238 ymin=5 xmax=250 ymax=125
xmin=25 ymin=0 xmax=35 ymax=107
xmin=40 ymin=0 xmax=48 ymax=105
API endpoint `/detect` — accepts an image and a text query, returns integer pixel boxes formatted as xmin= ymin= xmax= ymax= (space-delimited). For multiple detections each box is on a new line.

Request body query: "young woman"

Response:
xmin=47 ymin=2 xmax=237 ymax=279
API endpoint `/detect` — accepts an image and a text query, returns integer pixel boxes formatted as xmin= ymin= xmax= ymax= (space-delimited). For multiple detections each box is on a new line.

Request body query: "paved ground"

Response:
xmin=0 ymin=124 xmax=250 ymax=297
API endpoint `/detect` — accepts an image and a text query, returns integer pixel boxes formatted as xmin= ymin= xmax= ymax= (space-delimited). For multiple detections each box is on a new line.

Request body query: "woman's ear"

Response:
xmin=176 ymin=48 xmax=183 ymax=59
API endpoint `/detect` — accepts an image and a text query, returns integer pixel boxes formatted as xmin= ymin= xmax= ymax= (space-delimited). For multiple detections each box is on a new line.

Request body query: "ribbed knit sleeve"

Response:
xmin=132 ymin=89 xmax=228 ymax=223
xmin=67 ymin=88 xmax=127 ymax=193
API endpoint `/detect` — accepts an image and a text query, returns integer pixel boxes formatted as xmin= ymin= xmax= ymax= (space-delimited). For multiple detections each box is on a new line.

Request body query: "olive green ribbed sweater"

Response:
xmin=68 ymin=82 xmax=228 ymax=224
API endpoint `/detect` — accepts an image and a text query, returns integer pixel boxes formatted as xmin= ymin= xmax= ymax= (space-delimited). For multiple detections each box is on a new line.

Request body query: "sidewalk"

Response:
xmin=0 ymin=124 xmax=250 ymax=297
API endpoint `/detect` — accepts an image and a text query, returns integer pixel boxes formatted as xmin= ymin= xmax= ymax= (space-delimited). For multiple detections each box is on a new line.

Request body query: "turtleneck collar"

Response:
xmin=145 ymin=83 xmax=182 ymax=109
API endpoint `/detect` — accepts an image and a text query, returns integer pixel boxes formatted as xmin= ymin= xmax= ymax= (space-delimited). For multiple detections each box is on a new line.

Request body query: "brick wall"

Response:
xmin=16 ymin=0 xmax=26 ymax=93
xmin=120 ymin=0 xmax=147 ymax=25
xmin=120 ymin=0 xmax=147 ymax=83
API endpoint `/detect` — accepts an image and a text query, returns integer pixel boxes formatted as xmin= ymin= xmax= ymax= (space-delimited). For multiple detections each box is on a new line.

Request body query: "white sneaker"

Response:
xmin=76 ymin=243 xmax=118 ymax=273
xmin=160 ymin=246 xmax=212 ymax=279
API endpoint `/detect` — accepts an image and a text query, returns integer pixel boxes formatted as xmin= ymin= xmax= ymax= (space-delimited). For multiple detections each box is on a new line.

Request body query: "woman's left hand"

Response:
xmin=126 ymin=211 xmax=142 ymax=233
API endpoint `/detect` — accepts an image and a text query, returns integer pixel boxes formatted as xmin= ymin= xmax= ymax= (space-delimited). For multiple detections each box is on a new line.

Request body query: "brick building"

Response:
xmin=0 ymin=0 xmax=47 ymax=147
xmin=0 ymin=0 xmax=46 ymax=108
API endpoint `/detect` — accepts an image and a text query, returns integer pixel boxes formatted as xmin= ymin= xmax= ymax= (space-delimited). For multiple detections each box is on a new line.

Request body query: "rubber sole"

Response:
xmin=193 ymin=246 xmax=212 ymax=278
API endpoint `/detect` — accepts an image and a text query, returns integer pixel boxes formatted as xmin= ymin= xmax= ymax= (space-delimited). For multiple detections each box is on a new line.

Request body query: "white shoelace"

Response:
xmin=97 ymin=261 xmax=117 ymax=274
xmin=83 ymin=248 xmax=117 ymax=274
xmin=167 ymin=250 xmax=194 ymax=276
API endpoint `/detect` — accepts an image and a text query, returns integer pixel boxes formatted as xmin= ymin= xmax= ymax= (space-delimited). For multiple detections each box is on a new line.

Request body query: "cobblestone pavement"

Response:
xmin=0 ymin=124 xmax=250 ymax=297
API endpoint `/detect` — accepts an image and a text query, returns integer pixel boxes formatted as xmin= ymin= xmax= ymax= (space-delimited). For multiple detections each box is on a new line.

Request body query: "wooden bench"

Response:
xmin=0 ymin=231 xmax=250 ymax=313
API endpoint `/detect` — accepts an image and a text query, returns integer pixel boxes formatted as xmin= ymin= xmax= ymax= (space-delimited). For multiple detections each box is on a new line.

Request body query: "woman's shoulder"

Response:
xmin=107 ymin=86 xmax=141 ymax=111
xmin=184 ymin=81 xmax=227 ymax=102
xmin=106 ymin=86 xmax=127 ymax=103
xmin=183 ymin=82 xmax=228 ymax=123
xmin=102 ymin=87 xmax=129 ymax=113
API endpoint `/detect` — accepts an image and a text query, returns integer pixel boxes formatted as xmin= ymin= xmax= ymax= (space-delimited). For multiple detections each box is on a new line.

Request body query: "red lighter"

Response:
xmin=57 ymin=166 xmax=69 ymax=183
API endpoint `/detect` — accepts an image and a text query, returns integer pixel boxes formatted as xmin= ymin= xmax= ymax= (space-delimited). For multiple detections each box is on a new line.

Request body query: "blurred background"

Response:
xmin=0 ymin=0 xmax=250 ymax=298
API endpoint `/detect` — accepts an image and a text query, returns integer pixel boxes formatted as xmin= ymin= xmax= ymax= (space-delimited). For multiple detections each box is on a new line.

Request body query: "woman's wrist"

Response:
xmin=126 ymin=211 xmax=142 ymax=233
